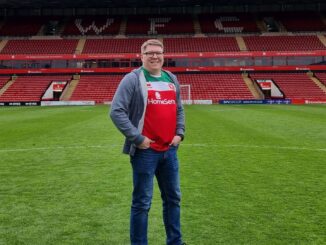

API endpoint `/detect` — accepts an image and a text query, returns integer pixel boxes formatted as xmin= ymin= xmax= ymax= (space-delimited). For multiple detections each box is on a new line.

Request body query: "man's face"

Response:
xmin=141 ymin=44 xmax=164 ymax=75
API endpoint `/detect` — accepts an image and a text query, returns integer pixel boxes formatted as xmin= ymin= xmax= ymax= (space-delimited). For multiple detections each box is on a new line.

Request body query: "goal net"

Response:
xmin=180 ymin=84 xmax=192 ymax=104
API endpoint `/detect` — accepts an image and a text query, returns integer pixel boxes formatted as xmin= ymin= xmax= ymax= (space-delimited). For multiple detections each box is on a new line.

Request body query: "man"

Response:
xmin=110 ymin=39 xmax=186 ymax=245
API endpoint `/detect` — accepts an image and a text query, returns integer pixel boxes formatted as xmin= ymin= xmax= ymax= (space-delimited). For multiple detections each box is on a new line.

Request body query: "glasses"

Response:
xmin=143 ymin=51 xmax=164 ymax=57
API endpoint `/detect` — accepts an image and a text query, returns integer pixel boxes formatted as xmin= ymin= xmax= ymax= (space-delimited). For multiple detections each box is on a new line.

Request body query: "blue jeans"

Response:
xmin=130 ymin=146 xmax=182 ymax=245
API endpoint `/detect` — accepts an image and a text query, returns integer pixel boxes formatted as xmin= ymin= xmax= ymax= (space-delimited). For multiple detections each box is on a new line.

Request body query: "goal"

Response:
xmin=180 ymin=84 xmax=192 ymax=104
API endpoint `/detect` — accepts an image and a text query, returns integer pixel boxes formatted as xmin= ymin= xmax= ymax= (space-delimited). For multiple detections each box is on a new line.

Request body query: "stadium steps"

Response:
xmin=0 ymin=39 xmax=8 ymax=52
xmin=277 ymin=20 xmax=287 ymax=32
xmin=320 ymin=13 xmax=326 ymax=26
xmin=307 ymin=72 xmax=326 ymax=94
xmin=0 ymin=76 xmax=16 ymax=97
xmin=0 ymin=77 xmax=9 ymax=90
xmin=116 ymin=16 xmax=127 ymax=37
xmin=235 ymin=36 xmax=247 ymax=51
xmin=75 ymin=38 xmax=86 ymax=54
xmin=60 ymin=75 xmax=80 ymax=101
xmin=317 ymin=34 xmax=326 ymax=48
xmin=37 ymin=24 xmax=45 ymax=35
xmin=256 ymin=19 xmax=267 ymax=32
xmin=158 ymin=37 xmax=164 ymax=46
xmin=242 ymin=73 xmax=264 ymax=99
xmin=56 ymin=18 xmax=68 ymax=36
xmin=193 ymin=14 xmax=205 ymax=37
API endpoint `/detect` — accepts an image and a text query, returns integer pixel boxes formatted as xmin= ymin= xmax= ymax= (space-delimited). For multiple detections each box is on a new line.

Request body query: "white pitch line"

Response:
xmin=182 ymin=143 xmax=326 ymax=152
xmin=0 ymin=144 xmax=120 ymax=152
xmin=0 ymin=143 xmax=325 ymax=153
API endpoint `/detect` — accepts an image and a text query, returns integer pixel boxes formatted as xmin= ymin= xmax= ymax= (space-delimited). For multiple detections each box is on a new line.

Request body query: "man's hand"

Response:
xmin=170 ymin=135 xmax=182 ymax=147
xmin=138 ymin=136 xmax=155 ymax=149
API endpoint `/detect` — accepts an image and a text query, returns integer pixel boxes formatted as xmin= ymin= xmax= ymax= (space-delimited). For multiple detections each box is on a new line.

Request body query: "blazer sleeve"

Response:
xmin=109 ymin=73 xmax=145 ymax=146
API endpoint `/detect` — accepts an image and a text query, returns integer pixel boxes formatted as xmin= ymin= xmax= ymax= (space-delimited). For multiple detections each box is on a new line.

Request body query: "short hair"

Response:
xmin=141 ymin=39 xmax=164 ymax=53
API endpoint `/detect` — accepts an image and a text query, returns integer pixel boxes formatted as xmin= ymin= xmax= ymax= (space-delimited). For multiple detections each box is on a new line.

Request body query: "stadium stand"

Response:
xmin=82 ymin=38 xmax=147 ymax=53
xmin=62 ymin=16 xmax=121 ymax=36
xmin=249 ymin=72 xmax=326 ymax=100
xmin=243 ymin=35 xmax=326 ymax=51
xmin=69 ymin=75 xmax=121 ymax=103
xmin=0 ymin=75 xmax=71 ymax=102
xmin=0 ymin=77 xmax=8 ymax=90
xmin=178 ymin=73 xmax=255 ymax=102
xmin=198 ymin=13 xmax=260 ymax=34
xmin=0 ymin=8 xmax=326 ymax=104
xmin=275 ymin=12 xmax=326 ymax=32
xmin=67 ymin=73 xmax=257 ymax=103
xmin=163 ymin=37 xmax=240 ymax=52
xmin=125 ymin=15 xmax=194 ymax=35
xmin=314 ymin=72 xmax=326 ymax=86
xmin=0 ymin=39 xmax=79 ymax=54
xmin=0 ymin=17 xmax=45 ymax=36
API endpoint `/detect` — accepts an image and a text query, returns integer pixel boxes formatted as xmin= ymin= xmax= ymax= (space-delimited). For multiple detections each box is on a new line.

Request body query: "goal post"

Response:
xmin=180 ymin=84 xmax=192 ymax=104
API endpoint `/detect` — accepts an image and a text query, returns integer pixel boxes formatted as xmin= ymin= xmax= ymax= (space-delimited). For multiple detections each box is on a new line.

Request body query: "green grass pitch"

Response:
xmin=0 ymin=104 xmax=325 ymax=245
